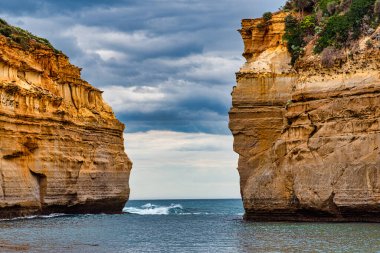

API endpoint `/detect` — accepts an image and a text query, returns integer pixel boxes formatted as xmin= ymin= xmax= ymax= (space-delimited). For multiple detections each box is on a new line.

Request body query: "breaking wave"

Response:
xmin=123 ymin=203 xmax=184 ymax=215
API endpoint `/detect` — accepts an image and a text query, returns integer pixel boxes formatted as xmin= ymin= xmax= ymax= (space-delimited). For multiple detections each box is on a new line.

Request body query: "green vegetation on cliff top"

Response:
xmin=0 ymin=17 xmax=60 ymax=53
xmin=280 ymin=0 xmax=380 ymax=65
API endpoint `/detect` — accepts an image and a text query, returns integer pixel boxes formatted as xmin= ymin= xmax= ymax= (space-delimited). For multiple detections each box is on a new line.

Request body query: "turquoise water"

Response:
xmin=0 ymin=199 xmax=380 ymax=252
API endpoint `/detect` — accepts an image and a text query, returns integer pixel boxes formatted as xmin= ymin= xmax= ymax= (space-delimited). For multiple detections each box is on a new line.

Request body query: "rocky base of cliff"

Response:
xmin=0 ymin=198 xmax=127 ymax=219
xmin=245 ymin=208 xmax=380 ymax=222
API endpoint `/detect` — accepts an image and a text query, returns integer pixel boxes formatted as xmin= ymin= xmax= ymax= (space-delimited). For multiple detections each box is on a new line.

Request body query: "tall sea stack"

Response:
xmin=0 ymin=20 xmax=132 ymax=218
xmin=230 ymin=8 xmax=380 ymax=221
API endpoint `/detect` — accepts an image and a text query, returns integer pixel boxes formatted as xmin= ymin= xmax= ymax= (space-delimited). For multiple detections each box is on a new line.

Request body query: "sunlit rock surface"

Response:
xmin=230 ymin=12 xmax=380 ymax=221
xmin=0 ymin=27 xmax=131 ymax=218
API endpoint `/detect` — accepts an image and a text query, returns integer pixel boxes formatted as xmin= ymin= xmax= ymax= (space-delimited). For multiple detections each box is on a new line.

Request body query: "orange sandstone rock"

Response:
xmin=0 ymin=29 xmax=131 ymax=217
xmin=230 ymin=12 xmax=380 ymax=221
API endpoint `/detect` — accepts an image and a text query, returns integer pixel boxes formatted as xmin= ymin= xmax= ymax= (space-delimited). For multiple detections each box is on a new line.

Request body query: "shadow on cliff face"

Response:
xmin=29 ymin=170 xmax=47 ymax=208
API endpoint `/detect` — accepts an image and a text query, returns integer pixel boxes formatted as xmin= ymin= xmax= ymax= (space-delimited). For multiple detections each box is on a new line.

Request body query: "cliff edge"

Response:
xmin=230 ymin=6 xmax=380 ymax=221
xmin=0 ymin=19 xmax=132 ymax=217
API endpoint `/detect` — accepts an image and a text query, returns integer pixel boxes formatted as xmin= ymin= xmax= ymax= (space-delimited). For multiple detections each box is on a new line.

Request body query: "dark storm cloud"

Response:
xmin=0 ymin=0 xmax=285 ymax=134
xmin=118 ymin=92 xmax=230 ymax=133
xmin=0 ymin=0 xmax=120 ymax=15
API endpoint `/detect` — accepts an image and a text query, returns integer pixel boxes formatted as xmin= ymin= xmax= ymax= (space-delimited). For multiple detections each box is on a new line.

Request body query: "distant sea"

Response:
xmin=1 ymin=199 xmax=380 ymax=252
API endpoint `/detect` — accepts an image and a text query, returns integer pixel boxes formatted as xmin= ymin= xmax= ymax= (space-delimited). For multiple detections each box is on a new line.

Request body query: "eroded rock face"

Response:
xmin=0 ymin=34 xmax=131 ymax=217
xmin=230 ymin=12 xmax=380 ymax=221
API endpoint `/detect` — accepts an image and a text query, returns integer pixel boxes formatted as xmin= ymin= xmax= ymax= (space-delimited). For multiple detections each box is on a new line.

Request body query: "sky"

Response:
xmin=0 ymin=0 xmax=285 ymax=199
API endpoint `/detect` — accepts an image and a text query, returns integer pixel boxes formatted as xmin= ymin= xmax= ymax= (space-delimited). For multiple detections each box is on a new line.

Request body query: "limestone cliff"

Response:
xmin=0 ymin=22 xmax=131 ymax=217
xmin=230 ymin=11 xmax=380 ymax=221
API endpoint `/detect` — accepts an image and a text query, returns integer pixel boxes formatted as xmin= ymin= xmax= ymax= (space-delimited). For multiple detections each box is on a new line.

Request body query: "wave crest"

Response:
xmin=123 ymin=203 xmax=183 ymax=215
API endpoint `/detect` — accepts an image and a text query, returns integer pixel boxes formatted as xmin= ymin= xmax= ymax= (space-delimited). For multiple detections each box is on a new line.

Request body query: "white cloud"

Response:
xmin=95 ymin=49 xmax=127 ymax=61
xmin=64 ymin=25 xmax=195 ymax=59
xmin=125 ymin=131 xmax=240 ymax=199
xmin=100 ymin=78 xmax=231 ymax=115
xmin=149 ymin=52 xmax=242 ymax=83
xmin=102 ymin=85 xmax=166 ymax=113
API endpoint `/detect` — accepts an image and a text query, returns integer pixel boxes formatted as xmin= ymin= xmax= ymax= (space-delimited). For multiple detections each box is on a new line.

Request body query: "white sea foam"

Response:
xmin=37 ymin=213 xmax=67 ymax=219
xmin=123 ymin=203 xmax=183 ymax=215
xmin=0 ymin=213 xmax=67 ymax=221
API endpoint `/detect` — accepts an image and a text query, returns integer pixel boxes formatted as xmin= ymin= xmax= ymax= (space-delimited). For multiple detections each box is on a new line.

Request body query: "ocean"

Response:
xmin=0 ymin=199 xmax=380 ymax=252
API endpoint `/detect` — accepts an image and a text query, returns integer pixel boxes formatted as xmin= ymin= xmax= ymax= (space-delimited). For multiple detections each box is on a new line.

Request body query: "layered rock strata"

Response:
xmin=230 ymin=12 xmax=380 ymax=221
xmin=0 ymin=32 xmax=131 ymax=218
